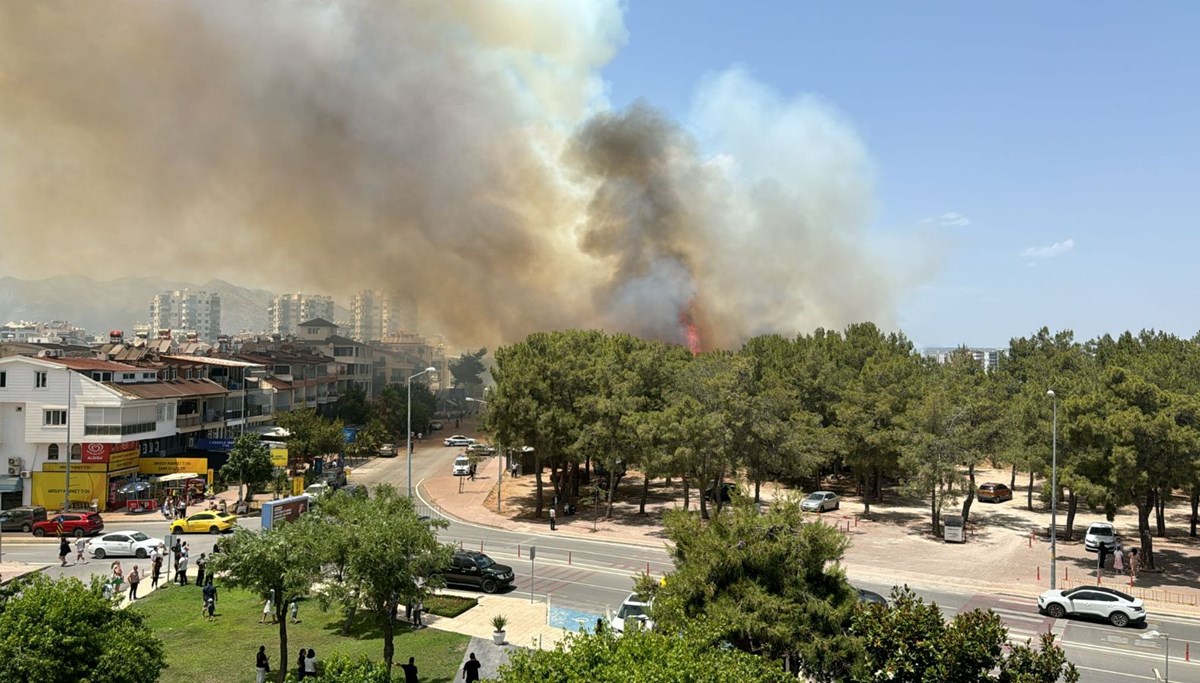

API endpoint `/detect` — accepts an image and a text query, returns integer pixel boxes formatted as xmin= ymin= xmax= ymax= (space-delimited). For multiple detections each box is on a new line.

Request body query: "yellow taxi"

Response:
xmin=170 ymin=511 xmax=238 ymax=535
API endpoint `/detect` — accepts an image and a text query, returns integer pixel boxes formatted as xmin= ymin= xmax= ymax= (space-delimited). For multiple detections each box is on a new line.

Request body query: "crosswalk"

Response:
xmin=961 ymin=595 xmax=1065 ymax=648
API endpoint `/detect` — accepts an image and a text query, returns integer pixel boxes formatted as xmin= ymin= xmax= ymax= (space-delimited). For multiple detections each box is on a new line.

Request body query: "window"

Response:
xmin=44 ymin=409 xmax=67 ymax=426
xmin=156 ymin=404 xmax=167 ymax=422
xmin=47 ymin=443 xmax=60 ymax=461
xmin=70 ymin=444 xmax=82 ymax=461
xmin=0 ymin=371 xmax=6 ymax=387
xmin=35 ymin=371 xmax=47 ymax=388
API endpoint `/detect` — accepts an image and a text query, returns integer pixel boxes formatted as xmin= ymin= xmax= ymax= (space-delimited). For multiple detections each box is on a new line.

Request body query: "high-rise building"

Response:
xmin=149 ymin=289 xmax=221 ymax=343
xmin=351 ymin=290 xmax=417 ymax=342
xmin=268 ymin=293 xmax=336 ymax=337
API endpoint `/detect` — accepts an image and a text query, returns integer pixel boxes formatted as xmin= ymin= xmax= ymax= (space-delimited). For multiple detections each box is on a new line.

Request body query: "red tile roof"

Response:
xmin=47 ymin=358 xmax=142 ymax=372
xmin=104 ymin=379 xmax=229 ymax=399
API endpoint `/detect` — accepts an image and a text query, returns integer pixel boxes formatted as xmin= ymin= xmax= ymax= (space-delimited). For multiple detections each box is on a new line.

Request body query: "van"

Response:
xmin=0 ymin=506 xmax=47 ymax=533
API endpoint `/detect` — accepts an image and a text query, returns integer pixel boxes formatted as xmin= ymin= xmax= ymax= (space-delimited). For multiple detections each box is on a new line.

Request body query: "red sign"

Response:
xmin=81 ymin=441 xmax=140 ymax=464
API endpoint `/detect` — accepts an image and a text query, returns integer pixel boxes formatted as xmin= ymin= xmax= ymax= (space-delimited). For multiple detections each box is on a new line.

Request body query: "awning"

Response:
xmin=156 ymin=472 xmax=200 ymax=483
xmin=0 ymin=475 xmax=22 ymax=493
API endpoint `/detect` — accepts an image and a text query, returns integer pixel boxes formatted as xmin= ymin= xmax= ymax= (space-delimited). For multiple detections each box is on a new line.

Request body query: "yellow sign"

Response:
xmin=271 ymin=448 xmax=288 ymax=467
xmin=31 ymin=472 xmax=108 ymax=510
xmin=139 ymin=457 xmax=209 ymax=475
xmin=292 ymin=476 xmax=305 ymax=496
xmin=42 ymin=463 xmax=106 ymax=473
xmin=108 ymin=449 xmax=140 ymax=472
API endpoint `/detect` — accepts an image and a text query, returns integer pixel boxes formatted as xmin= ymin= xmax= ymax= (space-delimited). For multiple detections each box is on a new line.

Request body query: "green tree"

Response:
xmin=641 ymin=495 xmax=865 ymax=682
xmin=207 ymin=516 xmax=327 ymax=682
xmin=0 ymin=573 xmax=166 ymax=683
xmin=336 ymin=383 xmax=372 ymax=425
xmin=850 ymin=586 xmax=1078 ymax=683
xmin=224 ymin=432 xmax=275 ymax=501
xmin=348 ymin=419 xmax=388 ymax=462
xmin=497 ymin=626 xmax=794 ymax=683
xmin=449 ymin=347 xmax=488 ymax=389
xmin=276 ymin=408 xmax=346 ymax=465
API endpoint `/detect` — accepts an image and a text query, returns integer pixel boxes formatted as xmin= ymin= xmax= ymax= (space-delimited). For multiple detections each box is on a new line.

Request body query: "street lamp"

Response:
xmin=465 ymin=396 xmax=499 ymax=513
xmin=1047 ymin=389 xmax=1058 ymax=589
xmin=407 ymin=366 xmax=437 ymax=498
xmin=1140 ymin=630 xmax=1170 ymax=682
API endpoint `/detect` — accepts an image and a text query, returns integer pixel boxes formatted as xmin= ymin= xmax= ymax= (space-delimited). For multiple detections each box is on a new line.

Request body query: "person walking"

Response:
xmin=462 ymin=652 xmax=481 ymax=682
xmin=413 ymin=598 xmax=424 ymax=628
xmin=195 ymin=553 xmax=207 ymax=586
xmin=304 ymin=649 xmax=317 ymax=678
xmin=1113 ymin=544 xmax=1125 ymax=575
xmin=1097 ymin=543 xmax=1110 ymax=574
xmin=296 ymin=648 xmax=307 ymax=680
xmin=289 ymin=597 xmax=300 ymax=624
xmin=202 ymin=580 xmax=217 ymax=621
xmin=75 ymin=537 xmax=88 ymax=564
xmin=1129 ymin=548 xmax=1140 ymax=579
xmin=58 ymin=536 xmax=70 ymax=567
xmin=255 ymin=645 xmax=270 ymax=683
xmin=151 ymin=551 xmax=163 ymax=589
xmin=549 ymin=506 xmax=556 ymax=531
xmin=399 ymin=656 xmax=419 ymax=683
xmin=175 ymin=552 xmax=189 ymax=586
xmin=128 ymin=565 xmax=141 ymax=601
xmin=261 ymin=589 xmax=275 ymax=624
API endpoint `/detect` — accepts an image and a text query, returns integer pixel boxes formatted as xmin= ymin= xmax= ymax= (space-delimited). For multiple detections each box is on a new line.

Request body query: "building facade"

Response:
xmin=268 ymin=293 xmax=336 ymax=337
xmin=351 ymin=290 xmax=417 ymax=342
xmin=149 ymin=289 xmax=222 ymax=343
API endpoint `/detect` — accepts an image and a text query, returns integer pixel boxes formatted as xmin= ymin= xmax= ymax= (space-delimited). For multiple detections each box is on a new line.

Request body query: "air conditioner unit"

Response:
xmin=19 ymin=470 xmax=31 ymax=479
xmin=7 ymin=467 xmax=18 ymax=475
xmin=7 ymin=458 xmax=19 ymax=468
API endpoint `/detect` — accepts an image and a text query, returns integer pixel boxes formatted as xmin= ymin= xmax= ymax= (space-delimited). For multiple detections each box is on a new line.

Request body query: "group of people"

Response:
xmin=253 ymin=645 xmax=319 ymax=682
xmin=160 ymin=493 xmax=190 ymax=521
xmin=1097 ymin=541 xmax=1141 ymax=579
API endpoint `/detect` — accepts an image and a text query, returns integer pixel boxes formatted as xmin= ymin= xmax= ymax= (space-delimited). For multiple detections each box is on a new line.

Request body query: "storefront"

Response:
xmin=33 ymin=440 xmax=145 ymax=511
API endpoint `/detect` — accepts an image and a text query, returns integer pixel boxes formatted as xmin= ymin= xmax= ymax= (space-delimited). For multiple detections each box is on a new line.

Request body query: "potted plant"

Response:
xmin=491 ymin=614 xmax=508 ymax=645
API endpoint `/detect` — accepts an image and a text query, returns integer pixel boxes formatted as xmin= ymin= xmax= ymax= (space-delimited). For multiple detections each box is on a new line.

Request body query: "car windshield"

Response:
xmin=475 ymin=556 xmax=495 ymax=570
xmin=805 ymin=493 xmax=824 ymax=501
xmin=455 ymin=457 xmax=469 ymax=465
xmin=1090 ymin=527 xmax=1113 ymax=536
xmin=617 ymin=602 xmax=647 ymax=619
xmin=130 ymin=532 xmax=149 ymax=541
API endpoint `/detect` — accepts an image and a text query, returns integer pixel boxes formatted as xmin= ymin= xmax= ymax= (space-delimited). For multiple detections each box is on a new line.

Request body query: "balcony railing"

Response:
xmin=176 ymin=414 xmax=202 ymax=428
xmin=224 ymin=409 xmax=243 ymax=421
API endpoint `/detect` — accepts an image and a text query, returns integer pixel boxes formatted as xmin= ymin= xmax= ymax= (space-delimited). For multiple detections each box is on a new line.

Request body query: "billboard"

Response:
xmin=261 ymin=495 xmax=312 ymax=530
xmin=81 ymin=441 xmax=140 ymax=464
xmin=31 ymin=472 xmax=109 ymax=510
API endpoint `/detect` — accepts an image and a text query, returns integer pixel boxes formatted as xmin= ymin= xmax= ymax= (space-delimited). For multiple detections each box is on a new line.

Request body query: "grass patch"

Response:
xmin=424 ymin=594 xmax=478 ymax=618
xmin=133 ymin=585 xmax=469 ymax=682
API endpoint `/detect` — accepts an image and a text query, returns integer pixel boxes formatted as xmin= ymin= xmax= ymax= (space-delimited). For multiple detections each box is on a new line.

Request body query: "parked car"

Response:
xmin=1038 ymin=585 xmax=1145 ymax=627
xmin=976 ymin=482 xmax=1013 ymax=503
xmin=429 ymin=420 xmax=444 ymax=431
xmin=703 ymin=482 xmax=737 ymax=503
xmin=1084 ymin=522 xmax=1118 ymax=553
xmin=379 ymin=443 xmax=396 ymax=457
xmin=443 ymin=550 xmax=514 ymax=593
xmin=32 ymin=512 xmax=104 ymax=537
xmin=170 ymin=511 xmax=237 ymax=535
xmin=856 ymin=588 xmax=888 ymax=605
xmin=467 ymin=442 xmax=496 ymax=456
xmin=88 ymin=530 xmax=158 ymax=559
xmin=0 ymin=506 xmax=47 ymax=533
xmin=801 ymin=491 xmax=840 ymax=512
xmin=610 ymin=592 xmax=654 ymax=634
xmin=452 ymin=455 xmax=472 ymax=477
xmin=444 ymin=435 xmax=475 ymax=447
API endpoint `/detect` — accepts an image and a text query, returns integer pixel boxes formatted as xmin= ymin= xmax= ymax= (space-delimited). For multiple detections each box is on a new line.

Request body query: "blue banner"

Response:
xmin=196 ymin=438 xmax=235 ymax=452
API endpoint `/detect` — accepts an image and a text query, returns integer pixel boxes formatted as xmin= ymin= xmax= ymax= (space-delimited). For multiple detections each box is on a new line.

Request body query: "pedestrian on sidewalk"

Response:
xmin=549 ymin=506 xmax=556 ymax=531
xmin=1097 ymin=543 xmax=1110 ymax=574
xmin=175 ymin=553 xmax=189 ymax=586
xmin=58 ymin=536 xmax=70 ymax=566
xmin=75 ymin=537 xmax=88 ymax=564
xmin=1113 ymin=544 xmax=1125 ymax=575
xmin=255 ymin=645 xmax=270 ymax=683
xmin=399 ymin=656 xmax=419 ymax=683
xmin=151 ymin=552 xmax=163 ymax=589
xmin=195 ymin=553 xmax=207 ymax=586
xmin=128 ymin=565 xmax=141 ymax=601
xmin=462 ymin=652 xmax=481 ymax=682
xmin=1129 ymin=548 xmax=1140 ymax=579
xmin=413 ymin=598 xmax=424 ymax=628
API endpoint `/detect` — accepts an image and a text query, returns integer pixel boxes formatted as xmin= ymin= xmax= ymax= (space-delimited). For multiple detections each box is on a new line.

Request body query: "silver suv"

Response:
xmin=1084 ymin=522 xmax=1117 ymax=553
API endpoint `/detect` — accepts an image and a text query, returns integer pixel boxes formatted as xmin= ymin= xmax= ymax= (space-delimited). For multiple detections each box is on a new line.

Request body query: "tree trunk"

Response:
xmin=1027 ymin=469 xmax=1034 ymax=511
xmin=1154 ymin=487 xmax=1167 ymax=537
xmin=861 ymin=470 xmax=872 ymax=516
xmin=753 ymin=479 xmax=762 ymax=506
xmin=682 ymin=477 xmax=690 ymax=511
xmin=275 ymin=592 xmax=290 ymax=683
xmin=1190 ymin=488 xmax=1199 ymax=537
xmin=1136 ymin=489 xmax=1156 ymax=571
xmin=930 ymin=484 xmax=940 ymax=535
xmin=874 ymin=467 xmax=883 ymax=502
xmin=1010 ymin=462 xmax=1017 ymax=490
xmin=534 ymin=455 xmax=544 ymax=517
xmin=604 ymin=468 xmax=619 ymax=519
xmin=341 ymin=588 xmax=358 ymax=636
xmin=711 ymin=471 xmax=725 ymax=516
xmin=961 ymin=463 xmax=977 ymax=525
xmin=382 ymin=598 xmax=396 ymax=676
xmin=1064 ymin=489 xmax=1078 ymax=542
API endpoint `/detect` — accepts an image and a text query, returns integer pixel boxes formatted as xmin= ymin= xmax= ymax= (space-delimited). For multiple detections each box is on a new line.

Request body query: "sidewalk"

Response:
xmin=420 ymin=459 xmax=1200 ymax=620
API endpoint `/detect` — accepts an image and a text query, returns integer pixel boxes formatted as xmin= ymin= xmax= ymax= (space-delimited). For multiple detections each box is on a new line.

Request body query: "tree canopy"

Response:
xmin=224 ymin=432 xmax=276 ymax=500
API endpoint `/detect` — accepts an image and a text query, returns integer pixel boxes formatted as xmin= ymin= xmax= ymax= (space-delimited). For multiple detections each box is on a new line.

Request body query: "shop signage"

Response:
xmin=139 ymin=457 xmax=209 ymax=475
xmin=196 ymin=438 xmax=235 ymax=452
xmin=108 ymin=450 xmax=140 ymax=472
xmin=81 ymin=441 xmax=140 ymax=464
xmin=270 ymin=448 xmax=288 ymax=467
xmin=43 ymin=463 xmax=106 ymax=473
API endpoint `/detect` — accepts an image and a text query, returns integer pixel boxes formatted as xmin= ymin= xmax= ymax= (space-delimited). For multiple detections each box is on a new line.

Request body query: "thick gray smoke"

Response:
xmin=0 ymin=1 xmax=902 ymax=349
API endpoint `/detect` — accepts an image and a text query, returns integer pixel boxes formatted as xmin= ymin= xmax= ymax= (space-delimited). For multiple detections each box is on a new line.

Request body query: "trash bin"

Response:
xmin=944 ymin=514 xmax=965 ymax=543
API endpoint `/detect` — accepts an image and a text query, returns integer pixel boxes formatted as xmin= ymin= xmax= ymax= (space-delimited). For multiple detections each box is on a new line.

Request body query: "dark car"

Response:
xmin=32 ymin=512 xmax=105 ymax=537
xmin=444 ymin=550 xmax=515 ymax=594
xmin=704 ymin=482 xmax=737 ymax=503
xmin=0 ymin=506 xmax=47 ymax=533
xmin=977 ymin=482 xmax=1013 ymax=503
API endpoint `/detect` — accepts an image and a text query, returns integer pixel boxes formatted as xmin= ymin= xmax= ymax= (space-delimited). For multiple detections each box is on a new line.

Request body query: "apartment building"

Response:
xmin=149 ymin=289 xmax=222 ymax=343
xmin=268 ymin=293 xmax=336 ymax=337
xmin=351 ymin=290 xmax=418 ymax=342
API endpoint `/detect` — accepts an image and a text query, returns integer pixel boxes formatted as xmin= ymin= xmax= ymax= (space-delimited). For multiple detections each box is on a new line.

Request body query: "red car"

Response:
xmin=31 ymin=512 xmax=105 ymax=537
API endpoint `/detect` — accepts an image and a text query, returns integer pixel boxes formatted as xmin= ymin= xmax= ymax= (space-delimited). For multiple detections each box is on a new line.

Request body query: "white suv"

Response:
xmin=1084 ymin=522 xmax=1117 ymax=553
xmin=452 ymin=456 xmax=471 ymax=477
xmin=610 ymin=593 xmax=653 ymax=634
xmin=1038 ymin=585 xmax=1145 ymax=627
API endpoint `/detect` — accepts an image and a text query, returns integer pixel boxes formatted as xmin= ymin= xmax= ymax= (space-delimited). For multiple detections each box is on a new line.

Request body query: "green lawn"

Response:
xmin=132 ymin=586 xmax=470 ymax=682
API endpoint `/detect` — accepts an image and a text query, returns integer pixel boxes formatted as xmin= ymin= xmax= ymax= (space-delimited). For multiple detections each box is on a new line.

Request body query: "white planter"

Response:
xmin=493 ymin=630 xmax=506 ymax=645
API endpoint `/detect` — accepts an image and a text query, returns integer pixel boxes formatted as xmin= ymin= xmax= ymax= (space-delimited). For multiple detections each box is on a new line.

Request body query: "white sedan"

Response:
xmin=801 ymin=491 xmax=840 ymax=512
xmin=444 ymin=435 xmax=476 ymax=447
xmin=89 ymin=530 xmax=159 ymax=559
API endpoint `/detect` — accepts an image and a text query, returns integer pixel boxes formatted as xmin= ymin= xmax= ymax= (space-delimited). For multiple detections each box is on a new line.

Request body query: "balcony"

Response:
xmin=176 ymin=414 xmax=202 ymax=428
xmin=224 ymin=409 xmax=243 ymax=421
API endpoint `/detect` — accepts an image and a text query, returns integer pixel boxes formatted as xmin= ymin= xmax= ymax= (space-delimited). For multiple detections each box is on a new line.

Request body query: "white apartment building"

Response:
xmin=268 ymin=293 xmax=336 ymax=337
xmin=149 ymin=289 xmax=222 ymax=343
xmin=351 ymin=290 xmax=417 ymax=342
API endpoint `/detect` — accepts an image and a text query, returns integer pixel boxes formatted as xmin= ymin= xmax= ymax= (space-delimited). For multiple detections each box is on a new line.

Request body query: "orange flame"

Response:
xmin=679 ymin=304 xmax=701 ymax=356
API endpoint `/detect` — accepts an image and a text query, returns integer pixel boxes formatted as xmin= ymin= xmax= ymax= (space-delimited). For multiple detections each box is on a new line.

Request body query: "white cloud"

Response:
xmin=920 ymin=211 xmax=971 ymax=227
xmin=1021 ymin=238 xmax=1075 ymax=259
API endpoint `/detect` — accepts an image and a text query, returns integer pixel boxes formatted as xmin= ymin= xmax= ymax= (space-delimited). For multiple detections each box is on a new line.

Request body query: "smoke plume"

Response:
xmin=0 ymin=1 xmax=902 ymax=349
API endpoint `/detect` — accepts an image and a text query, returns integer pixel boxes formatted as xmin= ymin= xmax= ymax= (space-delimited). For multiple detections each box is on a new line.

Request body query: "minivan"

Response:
xmin=0 ymin=506 xmax=47 ymax=533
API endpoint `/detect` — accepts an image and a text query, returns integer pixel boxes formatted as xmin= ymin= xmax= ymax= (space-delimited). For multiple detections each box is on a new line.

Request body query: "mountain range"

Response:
xmin=0 ymin=276 xmax=348 ymax=336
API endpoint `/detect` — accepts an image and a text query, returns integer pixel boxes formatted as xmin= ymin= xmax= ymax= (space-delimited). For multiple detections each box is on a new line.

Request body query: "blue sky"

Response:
xmin=601 ymin=3 xmax=1200 ymax=349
